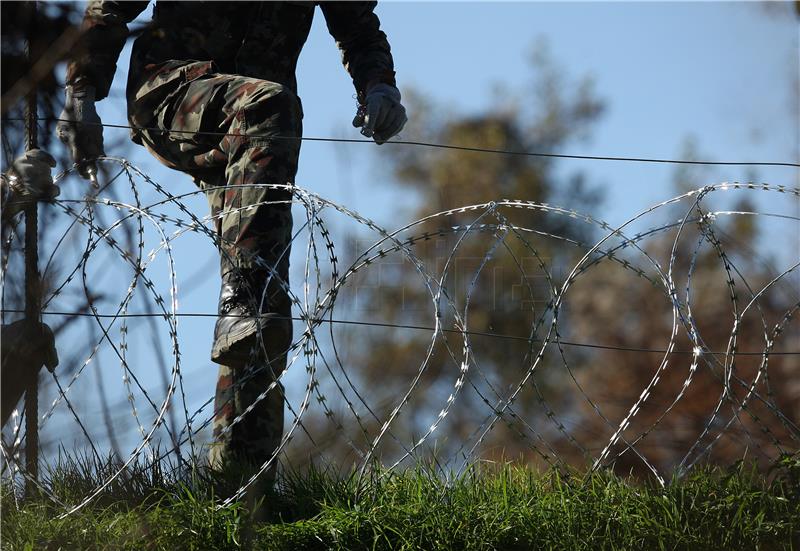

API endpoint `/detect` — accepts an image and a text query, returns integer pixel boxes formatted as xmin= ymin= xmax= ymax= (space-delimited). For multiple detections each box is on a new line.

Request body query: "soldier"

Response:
xmin=56 ymin=1 xmax=406 ymax=486
xmin=1 ymin=149 xmax=60 ymax=426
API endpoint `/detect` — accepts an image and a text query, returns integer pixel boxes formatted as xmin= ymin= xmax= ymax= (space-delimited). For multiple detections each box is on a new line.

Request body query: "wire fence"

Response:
xmin=1 ymin=156 xmax=798 ymax=516
xmin=5 ymin=117 xmax=800 ymax=168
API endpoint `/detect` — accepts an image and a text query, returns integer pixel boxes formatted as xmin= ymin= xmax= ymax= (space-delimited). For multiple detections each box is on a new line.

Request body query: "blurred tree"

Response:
xmin=294 ymin=44 xmax=609 ymax=469
xmin=565 ymin=158 xmax=799 ymax=478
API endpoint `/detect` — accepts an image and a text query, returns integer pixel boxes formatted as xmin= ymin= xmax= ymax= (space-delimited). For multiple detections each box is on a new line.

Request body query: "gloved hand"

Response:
xmin=2 ymin=149 xmax=59 ymax=219
xmin=9 ymin=149 xmax=59 ymax=200
xmin=352 ymin=83 xmax=407 ymax=145
xmin=56 ymin=84 xmax=105 ymax=179
xmin=1 ymin=320 xmax=58 ymax=373
xmin=1 ymin=319 xmax=58 ymax=426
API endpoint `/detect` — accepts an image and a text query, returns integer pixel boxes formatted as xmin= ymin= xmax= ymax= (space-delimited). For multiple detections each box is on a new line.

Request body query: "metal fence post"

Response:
xmin=24 ymin=0 xmax=40 ymax=495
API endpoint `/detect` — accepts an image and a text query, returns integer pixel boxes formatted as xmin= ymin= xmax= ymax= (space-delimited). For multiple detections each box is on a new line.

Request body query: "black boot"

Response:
xmin=211 ymin=268 xmax=289 ymax=366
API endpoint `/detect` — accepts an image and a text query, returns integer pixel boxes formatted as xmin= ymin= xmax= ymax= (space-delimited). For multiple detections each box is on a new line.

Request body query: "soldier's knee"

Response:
xmin=244 ymin=84 xmax=302 ymax=138
xmin=271 ymin=86 xmax=301 ymax=132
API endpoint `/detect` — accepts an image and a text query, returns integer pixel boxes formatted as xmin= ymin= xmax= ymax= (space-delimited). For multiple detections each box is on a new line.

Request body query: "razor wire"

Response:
xmin=0 ymin=157 xmax=798 ymax=515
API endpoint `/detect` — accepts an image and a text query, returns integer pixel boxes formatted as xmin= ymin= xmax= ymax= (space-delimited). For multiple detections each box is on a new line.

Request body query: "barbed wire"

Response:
xmin=1 ymin=308 xmax=798 ymax=357
xmin=5 ymin=116 xmax=800 ymax=168
xmin=1 ymin=157 xmax=798 ymax=516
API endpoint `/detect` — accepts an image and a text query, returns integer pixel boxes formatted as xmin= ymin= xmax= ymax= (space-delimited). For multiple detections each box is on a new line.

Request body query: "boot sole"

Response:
xmin=211 ymin=313 xmax=284 ymax=365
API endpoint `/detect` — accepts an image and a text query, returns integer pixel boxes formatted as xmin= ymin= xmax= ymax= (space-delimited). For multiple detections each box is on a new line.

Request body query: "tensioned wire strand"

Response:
xmin=1 ymin=308 xmax=796 ymax=356
xmin=7 ymin=116 xmax=800 ymax=168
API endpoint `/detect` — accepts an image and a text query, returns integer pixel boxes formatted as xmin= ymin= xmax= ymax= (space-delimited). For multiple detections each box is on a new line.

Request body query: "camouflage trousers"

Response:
xmin=208 ymin=363 xmax=285 ymax=483
xmin=129 ymin=60 xmax=300 ymax=475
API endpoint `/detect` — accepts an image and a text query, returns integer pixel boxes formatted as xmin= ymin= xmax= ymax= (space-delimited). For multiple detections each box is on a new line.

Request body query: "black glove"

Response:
xmin=1 ymin=320 xmax=58 ymax=426
xmin=353 ymin=83 xmax=407 ymax=145
xmin=1 ymin=320 xmax=58 ymax=372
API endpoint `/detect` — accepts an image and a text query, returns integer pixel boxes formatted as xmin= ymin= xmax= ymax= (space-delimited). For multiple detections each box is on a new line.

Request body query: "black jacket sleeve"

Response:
xmin=66 ymin=1 xmax=150 ymax=100
xmin=320 ymin=2 xmax=397 ymax=103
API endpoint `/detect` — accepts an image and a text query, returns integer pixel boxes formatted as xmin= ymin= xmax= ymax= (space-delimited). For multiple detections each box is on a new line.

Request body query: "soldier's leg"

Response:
xmin=146 ymin=73 xmax=301 ymax=362
xmin=132 ymin=69 xmax=302 ymax=278
xmin=131 ymin=69 xmax=301 ymax=476
xmin=197 ymin=173 xmax=291 ymax=478
xmin=194 ymin=79 xmax=299 ymax=476
xmin=208 ymin=363 xmax=285 ymax=483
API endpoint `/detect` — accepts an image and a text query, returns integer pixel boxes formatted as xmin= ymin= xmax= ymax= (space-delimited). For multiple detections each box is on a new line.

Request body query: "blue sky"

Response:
xmin=24 ymin=2 xmax=800 ymax=455
xmin=91 ymin=1 xmax=799 ymax=269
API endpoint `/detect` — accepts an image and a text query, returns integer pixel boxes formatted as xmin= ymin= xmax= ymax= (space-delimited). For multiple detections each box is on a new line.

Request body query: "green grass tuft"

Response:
xmin=2 ymin=454 xmax=798 ymax=550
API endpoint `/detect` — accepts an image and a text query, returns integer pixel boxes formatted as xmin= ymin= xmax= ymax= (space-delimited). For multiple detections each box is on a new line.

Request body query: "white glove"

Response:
xmin=56 ymin=84 xmax=105 ymax=179
xmin=352 ymin=83 xmax=407 ymax=145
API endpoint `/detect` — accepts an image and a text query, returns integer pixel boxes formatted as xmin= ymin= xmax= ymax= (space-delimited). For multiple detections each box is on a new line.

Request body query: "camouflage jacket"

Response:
xmin=66 ymin=1 xmax=397 ymax=103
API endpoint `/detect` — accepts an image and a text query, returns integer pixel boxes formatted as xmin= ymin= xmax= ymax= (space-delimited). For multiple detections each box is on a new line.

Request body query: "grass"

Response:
xmin=2 ymin=454 xmax=798 ymax=550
